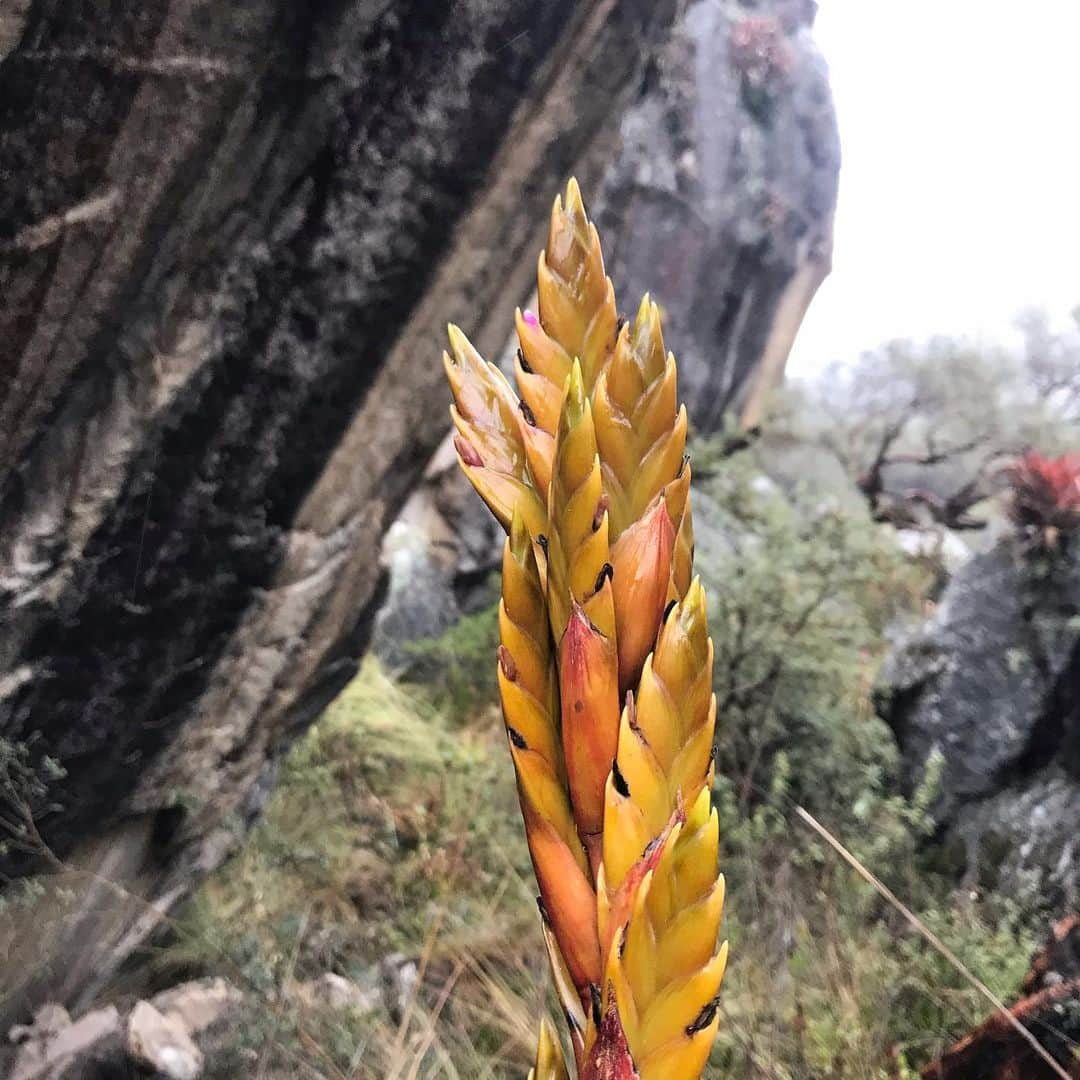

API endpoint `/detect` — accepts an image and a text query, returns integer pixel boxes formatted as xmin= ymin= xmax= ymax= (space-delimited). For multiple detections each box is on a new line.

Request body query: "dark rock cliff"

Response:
xmin=0 ymin=0 xmax=678 ymax=1015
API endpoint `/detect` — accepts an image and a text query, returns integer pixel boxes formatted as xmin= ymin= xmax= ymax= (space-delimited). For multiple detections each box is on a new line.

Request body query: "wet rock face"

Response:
xmin=596 ymin=0 xmax=840 ymax=431
xmin=877 ymin=541 xmax=1080 ymax=910
xmin=0 ymin=0 xmax=678 ymax=1014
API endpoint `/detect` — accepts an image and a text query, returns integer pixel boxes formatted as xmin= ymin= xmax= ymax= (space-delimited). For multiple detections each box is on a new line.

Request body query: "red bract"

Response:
xmin=1008 ymin=451 xmax=1080 ymax=535
xmin=581 ymin=996 xmax=639 ymax=1080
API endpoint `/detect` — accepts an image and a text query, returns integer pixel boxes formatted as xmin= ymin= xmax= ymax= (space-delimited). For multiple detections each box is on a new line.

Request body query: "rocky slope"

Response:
xmin=878 ymin=540 xmax=1080 ymax=912
xmin=0 ymin=0 xmax=679 ymax=1017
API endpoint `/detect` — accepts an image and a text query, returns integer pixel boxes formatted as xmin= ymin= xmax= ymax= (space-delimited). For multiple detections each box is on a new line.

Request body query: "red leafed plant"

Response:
xmin=1007 ymin=450 xmax=1080 ymax=542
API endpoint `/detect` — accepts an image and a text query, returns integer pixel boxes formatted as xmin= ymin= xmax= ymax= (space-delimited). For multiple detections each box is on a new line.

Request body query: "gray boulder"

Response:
xmin=4 ymin=979 xmax=240 ymax=1079
xmin=371 ymin=520 xmax=463 ymax=676
xmin=372 ymin=443 xmax=501 ymax=672
xmin=8 ymin=1005 xmax=121 ymax=1080
xmin=127 ymin=1001 xmax=203 ymax=1080
xmin=877 ymin=540 xmax=1080 ymax=909
xmin=292 ymin=971 xmax=381 ymax=1016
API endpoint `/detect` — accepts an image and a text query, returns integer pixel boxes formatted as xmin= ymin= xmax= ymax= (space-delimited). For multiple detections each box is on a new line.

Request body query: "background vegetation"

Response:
xmin=144 ymin=318 xmax=1080 ymax=1075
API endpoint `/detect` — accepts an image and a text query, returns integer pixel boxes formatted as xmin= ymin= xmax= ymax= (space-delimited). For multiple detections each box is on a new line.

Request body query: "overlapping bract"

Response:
xmin=444 ymin=179 xmax=726 ymax=1079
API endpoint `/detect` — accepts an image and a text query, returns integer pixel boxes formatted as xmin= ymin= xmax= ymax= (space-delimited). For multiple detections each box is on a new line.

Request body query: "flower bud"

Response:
xmin=526 ymin=808 xmax=602 ymax=998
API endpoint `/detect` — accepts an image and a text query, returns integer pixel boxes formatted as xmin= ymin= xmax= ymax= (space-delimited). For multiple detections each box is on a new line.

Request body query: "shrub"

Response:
xmin=690 ymin=442 xmax=1040 ymax=1078
xmin=401 ymin=594 xmax=501 ymax=719
xmin=1007 ymin=449 xmax=1080 ymax=539
xmin=693 ymin=442 xmax=925 ymax=841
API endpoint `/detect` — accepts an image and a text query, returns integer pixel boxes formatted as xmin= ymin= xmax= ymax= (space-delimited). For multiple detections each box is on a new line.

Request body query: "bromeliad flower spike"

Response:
xmin=445 ymin=180 xmax=727 ymax=1079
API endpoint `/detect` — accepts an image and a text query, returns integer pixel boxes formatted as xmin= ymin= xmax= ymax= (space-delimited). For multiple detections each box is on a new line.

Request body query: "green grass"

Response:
xmin=157 ymin=659 xmax=548 ymax=1077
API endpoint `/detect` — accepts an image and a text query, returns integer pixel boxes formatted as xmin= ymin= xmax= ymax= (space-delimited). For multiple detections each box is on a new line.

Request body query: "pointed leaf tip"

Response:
xmin=565 ymin=176 xmax=585 ymax=214
xmin=562 ymin=359 xmax=588 ymax=426
xmin=509 ymin=507 xmax=532 ymax=558
xmin=686 ymin=575 xmax=707 ymax=611
xmin=532 ymin=1017 xmax=570 ymax=1080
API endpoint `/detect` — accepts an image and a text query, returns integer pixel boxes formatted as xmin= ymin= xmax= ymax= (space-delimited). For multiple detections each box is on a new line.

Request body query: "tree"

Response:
xmin=807 ymin=326 xmax=1078 ymax=531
